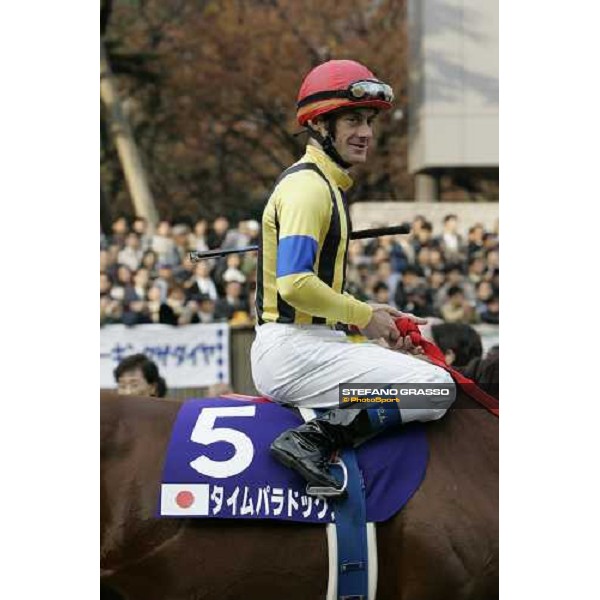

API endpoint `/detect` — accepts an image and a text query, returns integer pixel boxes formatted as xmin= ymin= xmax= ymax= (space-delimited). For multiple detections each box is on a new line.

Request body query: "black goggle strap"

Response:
xmin=297 ymin=80 xmax=393 ymax=108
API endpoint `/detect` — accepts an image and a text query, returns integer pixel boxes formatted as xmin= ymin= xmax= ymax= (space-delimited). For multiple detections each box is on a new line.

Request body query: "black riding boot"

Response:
xmin=270 ymin=408 xmax=398 ymax=492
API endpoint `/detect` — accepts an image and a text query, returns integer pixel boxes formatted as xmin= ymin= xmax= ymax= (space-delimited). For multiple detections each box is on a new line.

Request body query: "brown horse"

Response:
xmin=101 ymin=389 xmax=498 ymax=600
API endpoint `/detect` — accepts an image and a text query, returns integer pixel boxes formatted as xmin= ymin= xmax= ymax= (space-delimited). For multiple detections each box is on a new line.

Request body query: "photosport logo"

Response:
xmin=338 ymin=383 xmax=456 ymax=409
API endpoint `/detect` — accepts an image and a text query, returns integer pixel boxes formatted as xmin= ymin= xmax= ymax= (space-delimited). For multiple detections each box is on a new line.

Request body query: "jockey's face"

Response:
xmin=312 ymin=108 xmax=378 ymax=166
xmin=117 ymin=368 xmax=157 ymax=397
xmin=331 ymin=108 xmax=378 ymax=165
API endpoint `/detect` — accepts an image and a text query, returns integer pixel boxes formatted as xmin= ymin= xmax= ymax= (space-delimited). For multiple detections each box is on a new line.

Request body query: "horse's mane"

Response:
xmin=459 ymin=352 xmax=499 ymax=400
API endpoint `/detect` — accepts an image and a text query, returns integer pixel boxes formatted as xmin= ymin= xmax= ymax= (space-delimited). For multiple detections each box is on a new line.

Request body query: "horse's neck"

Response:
xmin=427 ymin=390 xmax=499 ymax=475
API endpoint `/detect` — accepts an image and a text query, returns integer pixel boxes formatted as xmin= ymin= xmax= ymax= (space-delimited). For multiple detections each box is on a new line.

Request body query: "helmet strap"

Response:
xmin=306 ymin=120 xmax=352 ymax=170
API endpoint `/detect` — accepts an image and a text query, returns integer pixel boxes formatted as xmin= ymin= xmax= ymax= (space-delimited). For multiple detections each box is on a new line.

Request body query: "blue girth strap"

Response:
xmin=332 ymin=447 xmax=369 ymax=600
xmin=306 ymin=404 xmax=403 ymax=599
xmin=322 ymin=404 xmax=403 ymax=600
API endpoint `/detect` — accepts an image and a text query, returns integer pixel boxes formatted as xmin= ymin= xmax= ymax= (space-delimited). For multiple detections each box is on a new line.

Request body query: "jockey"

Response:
xmin=251 ymin=59 xmax=455 ymax=494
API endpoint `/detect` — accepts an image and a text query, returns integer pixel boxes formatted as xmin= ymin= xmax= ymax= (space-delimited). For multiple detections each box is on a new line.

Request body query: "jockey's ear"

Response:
xmin=308 ymin=116 xmax=329 ymax=138
xmin=149 ymin=382 xmax=158 ymax=397
xmin=444 ymin=349 xmax=456 ymax=366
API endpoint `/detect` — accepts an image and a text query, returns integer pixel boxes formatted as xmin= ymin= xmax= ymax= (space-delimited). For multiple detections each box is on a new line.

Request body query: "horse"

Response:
xmin=101 ymin=387 xmax=498 ymax=600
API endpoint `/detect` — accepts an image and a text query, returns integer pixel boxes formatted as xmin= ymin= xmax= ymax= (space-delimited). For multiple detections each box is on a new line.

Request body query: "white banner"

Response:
xmin=100 ymin=323 xmax=230 ymax=389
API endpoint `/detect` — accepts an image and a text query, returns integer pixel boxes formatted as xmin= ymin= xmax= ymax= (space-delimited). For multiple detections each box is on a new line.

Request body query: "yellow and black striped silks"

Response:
xmin=256 ymin=146 xmax=372 ymax=327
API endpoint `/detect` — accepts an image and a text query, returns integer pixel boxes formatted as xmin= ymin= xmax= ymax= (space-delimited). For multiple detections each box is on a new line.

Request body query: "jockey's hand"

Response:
xmin=360 ymin=304 xmax=404 ymax=344
xmin=389 ymin=310 xmax=428 ymax=355
xmin=392 ymin=335 xmax=426 ymax=355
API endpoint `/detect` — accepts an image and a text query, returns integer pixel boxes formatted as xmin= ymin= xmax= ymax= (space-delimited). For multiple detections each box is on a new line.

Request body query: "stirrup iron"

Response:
xmin=306 ymin=456 xmax=348 ymax=498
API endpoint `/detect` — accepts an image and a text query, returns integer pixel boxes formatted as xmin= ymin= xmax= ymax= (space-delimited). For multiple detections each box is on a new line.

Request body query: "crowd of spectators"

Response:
xmin=100 ymin=213 xmax=499 ymax=328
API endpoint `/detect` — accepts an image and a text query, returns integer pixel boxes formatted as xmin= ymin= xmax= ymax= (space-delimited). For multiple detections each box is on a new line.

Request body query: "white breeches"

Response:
xmin=250 ymin=323 xmax=455 ymax=424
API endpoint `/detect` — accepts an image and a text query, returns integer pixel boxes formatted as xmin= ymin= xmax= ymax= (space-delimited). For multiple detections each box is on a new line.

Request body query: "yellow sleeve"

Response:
xmin=277 ymin=273 xmax=373 ymax=327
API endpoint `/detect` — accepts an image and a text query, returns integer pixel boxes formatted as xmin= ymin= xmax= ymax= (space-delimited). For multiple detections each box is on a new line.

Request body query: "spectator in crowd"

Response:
xmin=180 ymin=294 xmax=217 ymax=324
xmin=245 ymin=220 xmax=260 ymax=245
xmin=428 ymin=247 xmax=445 ymax=272
xmin=483 ymin=232 xmax=498 ymax=252
xmin=214 ymin=254 xmax=247 ymax=294
xmin=481 ymin=295 xmax=499 ymax=325
xmin=109 ymin=266 xmax=129 ymax=304
xmin=100 ymin=213 xmax=500 ymax=329
xmin=147 ymin=283 xmax=177 ymax=325
xmin=436 ymin=264 xmax=476 ymax=308
xmin=132 ymin=216 xmax=152 ymax=251
xmin=437 ymin=214 xmax=463 ymax=261
xmin=118 ymin=232 xmax=144 ymax=272
xmin=475 ymin=280 xmax=495 ymax=317
xmin=100 ymin=249 xmax=117 ymax=280
xmin=221 ymin=220 xmax=252 ymax=249
xmin=405 ymin=284 xmax=434 ymax=317
xmin=116 ymin=264 xmax=134 ymax=288
xmin=100 ymin=272 xmax=112 ymax=298
xmin=215 ymin=280 xmax=250 ymax=322
xmin=372 ymin=260 xmax=401 ymax=306
xmin=411 ymin=215 xmax=427 ymax=236
xmin=383 ymin=236 xmax=410 ymax=273
xmin=101 ymin=296 xmax=123 ymax=326
xmin=486 ymin=248 xmax=499 ymax=271
xmin=140 ymin=249 xmax=159 ymax=277
xmin=207 ymin=216 xmax=230 ymax=249
xmin=412 ymin=220 xmax=434 ymax=254
xmin=114 ymin=353 xmax=167 ymax=397
xmin=172 ymin=223 xmax=192 ymax=264
xmin=186 ymin=260 xmax=219 ymax=301
xmin=174 ymin=252 xmax=196 ymax=286
xmin=155 ymin=263 xmax=176 ymax=299
xmin=162 ymin=285 xmax=187 ymax=324
xmin=394 ymin=231 xmax=416 ymax=267
xmin=152 ymin=221 xmax=179 ymax=266
xmin=440 ymin=285 xmax=478 ymax=324
xmin=467 ymin=224 xmax=485 ymax=257
xmin=126 ymin=267 xmax=150 ymax=303
xmin=122 ymin=299 xmax=152 ymax=326
xmin=241 ymin=249 xmax=258 ymax=279
xmin=430 ymin=322 xmax=483 ymax=367
xmin=467 ymin=254 xmax=487 ymax=285
xmin=106 ymin=244 xmax=121 ymax=273
xmin=428 ymin=269 xmax=447 ymax=312
xmin=372 ymin=281 xmax=392 ymax=306
xmin=110 ymin=216 xmax=129 ymax=247
xmin=491 ymin=268 xmax=500 ymax=292
xmin=394 ymin=265 xmax=424 ymax=310
xmin=190 ymin=218 xmax=209 ymax=253
xmin=416 ymin=247 xmax=433 ymax=278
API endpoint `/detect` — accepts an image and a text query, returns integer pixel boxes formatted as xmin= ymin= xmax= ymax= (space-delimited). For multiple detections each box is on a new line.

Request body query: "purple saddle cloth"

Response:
xmin=159 ymin=397 xmax=428 ymax=524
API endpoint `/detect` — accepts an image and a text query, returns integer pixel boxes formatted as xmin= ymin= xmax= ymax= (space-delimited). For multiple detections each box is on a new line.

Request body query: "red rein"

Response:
xmin=394 ymin=317 xmax=499 ymax=418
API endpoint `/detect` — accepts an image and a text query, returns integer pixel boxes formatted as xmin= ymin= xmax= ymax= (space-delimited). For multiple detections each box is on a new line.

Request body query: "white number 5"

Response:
xmin=189 ymin=406 xmax=256 ymax=478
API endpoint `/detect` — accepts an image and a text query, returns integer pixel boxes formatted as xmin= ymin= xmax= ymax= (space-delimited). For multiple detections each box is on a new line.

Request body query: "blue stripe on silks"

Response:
xmin=334 ymin=447 xmax=369 ymax=600
xmin=276 ymin=235 xmax=318 ymax=278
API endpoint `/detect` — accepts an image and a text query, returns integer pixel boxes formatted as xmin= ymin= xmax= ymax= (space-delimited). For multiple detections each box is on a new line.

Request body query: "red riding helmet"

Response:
xmin=296 ymin=60 xmax=394 ymax=126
